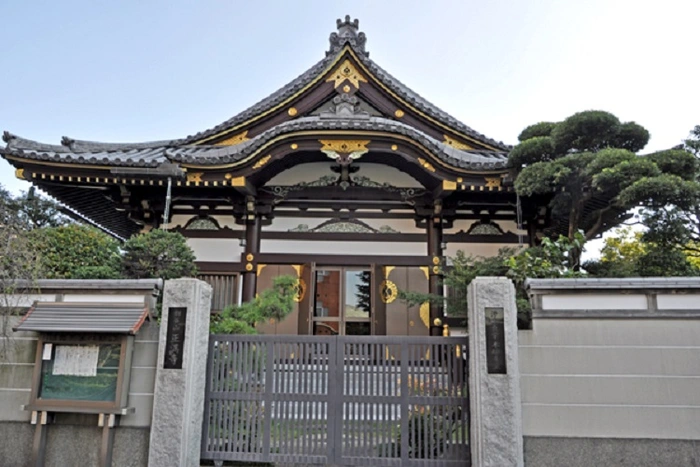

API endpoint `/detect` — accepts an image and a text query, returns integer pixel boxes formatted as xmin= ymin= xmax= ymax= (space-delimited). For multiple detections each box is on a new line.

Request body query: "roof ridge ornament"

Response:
xmin=327 ymin=15 xmax=368 ymax=57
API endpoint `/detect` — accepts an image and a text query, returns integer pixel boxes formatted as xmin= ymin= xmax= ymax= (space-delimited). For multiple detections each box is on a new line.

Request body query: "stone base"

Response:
xmin=524 ymin=436 xmax=700 ymax=467
xmin=0 ymin=422 xmax=149 ymax=467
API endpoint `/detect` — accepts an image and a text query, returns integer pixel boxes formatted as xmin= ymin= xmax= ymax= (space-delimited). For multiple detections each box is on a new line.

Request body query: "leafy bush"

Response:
xmin=121 ymin=229 xmax=197 ymax=280
xmin=29 ymin=224 xmax=121 ymax=279
xmin=210 ymin=275 xmax=297 ymax=334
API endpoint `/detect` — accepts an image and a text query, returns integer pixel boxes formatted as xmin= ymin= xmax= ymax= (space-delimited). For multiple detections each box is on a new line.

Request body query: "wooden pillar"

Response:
xmin=427 ymin=216 xmax=444 ymax=337
xmin=241 ymin=213 xmax=261 ymax=303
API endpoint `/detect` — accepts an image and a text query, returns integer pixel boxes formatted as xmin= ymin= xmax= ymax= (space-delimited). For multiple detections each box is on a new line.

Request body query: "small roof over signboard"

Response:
xmin=14 ymin=302 xmax=150 ymax=335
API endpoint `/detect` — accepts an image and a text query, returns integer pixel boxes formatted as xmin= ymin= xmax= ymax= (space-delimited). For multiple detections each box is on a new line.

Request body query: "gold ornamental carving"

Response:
xmin=15 ymin=168 xmax=25 ymax=180
xmin=294 ymin=278 xmax=307 ymax=303
xmin=485 ymin=176 xmax=502 ymax=188
xmin=342 ymin=84 xmax=351 ymax=93
xmin=186 ymin=172 xmax=203 ymax=183
xmin=252 ymin=155 xmax=271 ymax=170
xmin=246 ymin=253 xmax=254 ymax=262
xmin=256 ymin=264 xmax=267 ymax=276
xmin=417 ymin=158 xmax=436 ymax=173
xmin=419 ymin=266 xmax=429 ymax=280
xmin=325 ymin=59 xmax=368 ymax=89
xmin=287 ymin=107 xmax=298 ymax=117
xmin=432 ymin=256 xmax=440 ymax=265
xmin=215 ymin=130 xmax=249 ymax=146
xmin=319 ymin=139 xmax=370 ymax=163
xmin=245 ymin=263 xmax=253 ymax=271
xmin=319 ymin=139 xmax=370 ymax=154
xmin=380 ymin=280 xmax=398 ymax=304
xmin=443 ymin=134 xmax=474 ymax=150
xmin=290 ymin=143 xmax=298 ymax=150
xmin=394 ymin=109 xmax=405 ymax=118
xmin=419 ymin=302 xmax=430 ymax=328
xmin=383 ymin=266 xmax=395 ymax=279
xmin=391 ymin=144 xmax=398 ymax=151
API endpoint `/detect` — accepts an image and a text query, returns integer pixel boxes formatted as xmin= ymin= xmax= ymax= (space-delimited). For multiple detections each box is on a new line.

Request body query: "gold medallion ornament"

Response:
xmin=379 ymin=280 xmax=398 ymax=304
xmin=484 ymin=176 xmax=502 ymax=188
xmin=432 ymin=256 xmax=440 ymax=265
xmin=245 ymin=263 xmax=253 ymax=271
xmin=394 ymin=109 xmax=405 ymax=118
xmin=293 ymin=278 xmax=307 ymax=303
xmin=246 ymin=253 xmax=254 ymax=262
xmin=290 ymin=143 xmax=298 ymax=150
xmin=342 ymin=84 xmax=351 ymax=93
xmin=391 ymin=145 xmax=398 ymax=151
xmin=325 ymin=59 xmax=368 ymax=89
xmin=288 ymin=107 xmax=298 ymax=116
xmin=186 ymin=172 xmax=203 ymax=183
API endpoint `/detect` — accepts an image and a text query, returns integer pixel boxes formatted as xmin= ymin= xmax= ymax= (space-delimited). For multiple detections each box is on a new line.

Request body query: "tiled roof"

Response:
xmin=2 ymin=17 xmax=510 ymax=173
xmin=181 ymin=16 xmax=509 ymax=150
xmin=3 ymin=117 xmax=508 ymax=171
xmin=14 ymin=301 xmax=150 ymax=334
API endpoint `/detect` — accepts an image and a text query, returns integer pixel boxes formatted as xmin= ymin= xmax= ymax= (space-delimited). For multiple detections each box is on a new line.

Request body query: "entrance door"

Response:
xmin=312 ymin=268 xmax=372 ymax=336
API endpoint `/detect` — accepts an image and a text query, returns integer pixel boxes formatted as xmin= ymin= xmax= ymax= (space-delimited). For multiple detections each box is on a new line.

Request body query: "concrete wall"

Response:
xmin=0 ymin=280 xmax=161 ymax=467
xmin=521 ymin=278 xmax=700 ymax=467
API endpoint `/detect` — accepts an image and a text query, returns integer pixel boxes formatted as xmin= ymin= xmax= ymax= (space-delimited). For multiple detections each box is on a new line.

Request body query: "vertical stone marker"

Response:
xmin=148 ymin=279 xmax=212 ymax=467
xmin=468 ymin=277 xmax=524 ymax=467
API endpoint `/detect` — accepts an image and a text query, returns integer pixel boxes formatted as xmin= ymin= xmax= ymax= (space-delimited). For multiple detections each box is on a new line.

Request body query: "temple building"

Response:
xmin=2 ymin=17 xmax=546 ymax=337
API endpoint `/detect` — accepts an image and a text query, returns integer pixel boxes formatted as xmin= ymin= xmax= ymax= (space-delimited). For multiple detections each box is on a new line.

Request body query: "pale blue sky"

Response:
xmin=1 ymin=0 xmax=697 ymax=200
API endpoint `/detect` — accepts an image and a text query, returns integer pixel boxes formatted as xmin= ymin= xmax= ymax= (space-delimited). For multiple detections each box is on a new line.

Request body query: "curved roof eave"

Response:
xmin=3 ymin=116 xmax=508 ymax=173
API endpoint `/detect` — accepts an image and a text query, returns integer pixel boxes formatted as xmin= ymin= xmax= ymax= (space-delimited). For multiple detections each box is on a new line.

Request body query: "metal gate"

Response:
xmin=201 ymin=335 xmax=469 ymax=466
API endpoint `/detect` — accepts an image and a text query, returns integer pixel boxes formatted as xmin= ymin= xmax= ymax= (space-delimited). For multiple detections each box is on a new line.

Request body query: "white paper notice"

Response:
xmin=42 ymin=343 xmax=53 ymax=361
xmin=53 ymin=345 xmax=100 ymax=377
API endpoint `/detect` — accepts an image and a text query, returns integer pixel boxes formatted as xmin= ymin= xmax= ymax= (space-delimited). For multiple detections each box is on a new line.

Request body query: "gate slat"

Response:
xmin=202 ymin=335 xmax=469 ymax=466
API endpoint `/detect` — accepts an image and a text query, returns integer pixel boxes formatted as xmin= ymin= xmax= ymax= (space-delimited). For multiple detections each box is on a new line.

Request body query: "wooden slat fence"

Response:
xmin=201 ymin=335 xmax=469 ymax=466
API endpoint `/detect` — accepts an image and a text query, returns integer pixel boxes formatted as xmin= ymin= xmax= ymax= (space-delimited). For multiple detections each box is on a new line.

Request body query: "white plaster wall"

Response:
xmin=444 ymin=242 xmax=523 ymax=258
xmin=187 ymin=238 xmax=241 ymax=262
xmin=265 ymin=216 xmax=423 ymax=233
xmin=170 ymin=213 xmax=240 ymax=230
xmin=62 ymin=294 xmax=146 ymax=303
xmin=657 ymin=294 xmax=700 ymax=309
xmin=541 ymin=294 xmax=648 ymax=310
xmin=266 ymin=162 xmax=422 ymax=187
xmin=260 ymin=240 xmax=424 ymax=256
xmin=519 ymin=316 xmax=700 ymax=439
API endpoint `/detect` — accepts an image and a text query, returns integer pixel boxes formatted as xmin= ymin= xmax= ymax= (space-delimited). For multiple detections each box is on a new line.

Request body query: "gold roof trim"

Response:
xmin=194 ymin=47 xmax=502 ymax=151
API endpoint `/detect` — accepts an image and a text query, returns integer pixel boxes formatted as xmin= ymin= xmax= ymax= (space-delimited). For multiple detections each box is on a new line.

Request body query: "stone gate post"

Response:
xmin=148 ymin=279 xmax=212 ymax=467
xmin=468 ymin=277 xmax=524 ymax=467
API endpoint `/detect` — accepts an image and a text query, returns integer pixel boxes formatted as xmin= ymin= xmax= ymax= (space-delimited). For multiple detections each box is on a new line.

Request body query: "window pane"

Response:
xmin=314 ymin=270 xmax=340 ymax=318
xmin=314 ymin=321 xmax=340 ymax=336
xmin=39 ymin=343 xmax=120 ymax=402
xmin=345 ymin=270 xmax=371 ymax=319
xmin=345 ymin=322 xmax=371 ymax=336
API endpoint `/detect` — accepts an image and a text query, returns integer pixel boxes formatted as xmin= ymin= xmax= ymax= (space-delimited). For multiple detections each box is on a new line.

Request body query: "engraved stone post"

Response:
xmin=148 ymin=279 xmax=211 ymax=467
xmin=468 ymin=277 xmax=524 ymax=467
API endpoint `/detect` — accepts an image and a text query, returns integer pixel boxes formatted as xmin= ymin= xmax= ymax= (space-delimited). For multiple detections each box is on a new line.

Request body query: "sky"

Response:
xmin=0 ymin=0 xmax=698 ymax=253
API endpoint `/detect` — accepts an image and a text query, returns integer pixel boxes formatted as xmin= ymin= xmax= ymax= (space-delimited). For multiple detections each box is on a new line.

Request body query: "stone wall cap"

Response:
xmin=525 ymin=277 xmax=700 ymax=291
xmin=9 ymin=278 xmax=163 ymax=291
